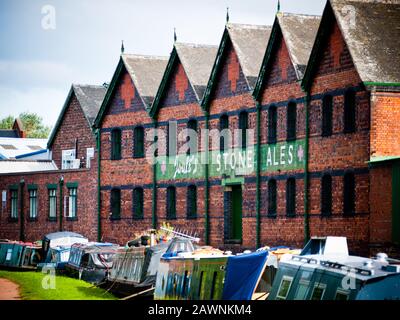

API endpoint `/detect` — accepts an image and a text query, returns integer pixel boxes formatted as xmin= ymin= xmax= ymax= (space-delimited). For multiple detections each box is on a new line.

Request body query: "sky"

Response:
xmin=0 ymin=0 xmax=326 ymax=127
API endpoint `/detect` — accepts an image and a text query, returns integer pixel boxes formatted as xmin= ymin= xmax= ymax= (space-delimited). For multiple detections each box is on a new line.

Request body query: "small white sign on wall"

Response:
xmin=86 ymin=147 xmax=94 ymax=168
xmin=2 ymin=190 xmax=6 ymax=202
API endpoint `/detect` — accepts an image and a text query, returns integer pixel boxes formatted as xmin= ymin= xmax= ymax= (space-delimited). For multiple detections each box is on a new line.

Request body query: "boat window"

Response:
xmin=210 ymin=271 xmax=218 ymax=300
xmin=6 ymin=249 xmax=12 ymax=261
xmin=311 ymin=283 xmax=326 ymax=300
xmin=294 ymin=280 xmax=310 ymax=300
xmin=276 ymin=276 xmax=293 ymax=300
xmin=335 ymin=289 xmax=349 ymax=300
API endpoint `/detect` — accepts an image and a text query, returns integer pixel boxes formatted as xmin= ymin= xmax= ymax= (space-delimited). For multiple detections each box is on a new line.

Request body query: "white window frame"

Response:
xmin=335 ymin=288 xmax=350 ymax=300
xmin=48 ymin=189 xmax=57 ymax=218
xmin=311 ymin=283 xmax=327 ymax=300
xmin=68 ymin=187 xmax=77 ymax=218
xmin=10 ymin=190 xmax=18 ymax=219
xmin=276 ymin=276 xmax=294 ymax=300
xmin=29 ymin=189 xmax=38 ymax=219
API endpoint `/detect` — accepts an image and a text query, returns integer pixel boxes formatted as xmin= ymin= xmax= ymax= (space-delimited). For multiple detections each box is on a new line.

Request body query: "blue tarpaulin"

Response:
xmin=222 ymin=250 xmax=269 ymax=300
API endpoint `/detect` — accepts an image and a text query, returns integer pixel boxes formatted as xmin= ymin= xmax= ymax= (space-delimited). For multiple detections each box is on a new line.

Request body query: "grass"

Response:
xmin=0 ymin=270 xmax=117 ymax=300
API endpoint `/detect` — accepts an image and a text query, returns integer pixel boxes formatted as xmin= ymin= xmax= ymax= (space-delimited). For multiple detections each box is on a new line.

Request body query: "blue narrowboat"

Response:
xmin=268 ymin=237 xmax=400 ymax=300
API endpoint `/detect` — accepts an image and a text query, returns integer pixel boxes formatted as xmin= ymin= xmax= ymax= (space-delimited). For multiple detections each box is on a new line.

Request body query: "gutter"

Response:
xmin=152 ymin=119 xmax=158 ymax=229
xmin=303 ymin=91 xmax=311 ymax=244
xmin=59 ymin=176 xmax=64 ymax=232
xmin=96 ymin=129 xmax=102 ymax=242
xmin=255 ymin=102 xmax=262 ymax=248
xmin=204 ymin=111 xmax=210 ymax=245
xmin=19 ymin=178 xmax=25 ymax=241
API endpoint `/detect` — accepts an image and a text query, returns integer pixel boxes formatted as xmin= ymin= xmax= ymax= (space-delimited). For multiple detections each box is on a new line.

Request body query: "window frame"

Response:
xmin=286 ymin=101 xmax=297 ymax=141
xmin=132 ymin=187 xmax=144 ymax=220
xmin=10 ymin=189 xmax=18 ymax=220
xmin=111 ymin=128 xmax=122 ymax=160
xmin=48 ymin=188 xmax=57 ymax=220
xmin=186 ymin=184 xmax=197 ymax=219
xmin=219 ymin=114 xmax=229 ymax=152
xmin=344 ymin=89 xmax=356 ymax=133
xmin=239 ymin=111 xmax=248 ymax=149
xmin=268 ymin=179 xmax=277 ymax=217
xmin=286 ymin=178 xmax=296 ymax=217
xmin=186 ymin=119 xmax=198 ymax=155
xmin=310 ymin=283 xmax=327 ymax=300
xmin=268 ymin=105 xmax=277 ymax=144
xmin=321 ymin=174 xmax=332 ymax=217
xmin=322 ymin=95 xmax=333 ymax=137
xmin=133 ymin=126 xmax=145 ymax=158
xmin=110 ymin=188 xmax=121 ymax=220
xmin=276 ymin=276 xmax=293 ymax=300
xmin=68 ymin=187 xmax=78 ymax=219
xmin=343 ymin=172 xmax=355 ymax=216
xmin=166 ymin=186 xmax=176 ymax=220
xmin=29 ymin=188 xmax=38 ymax=220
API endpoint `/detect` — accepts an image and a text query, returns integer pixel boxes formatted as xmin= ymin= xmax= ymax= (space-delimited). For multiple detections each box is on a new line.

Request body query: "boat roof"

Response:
xmin=71 ymin=242 xmax=119 ymax=253
xmin=281 ymin=253 xmax=400 ymax=282
xmin=43 ymin=231 xmax=87 ymax=240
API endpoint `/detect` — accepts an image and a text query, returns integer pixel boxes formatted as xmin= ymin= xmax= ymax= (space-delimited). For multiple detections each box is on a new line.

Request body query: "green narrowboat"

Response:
xmin=268 ymin=237 xmax=400 ymax=300
xmin=0 ymin=241 xmax=42 ymax=270
xmin=154 ymin=248 xmax=275 ymax=300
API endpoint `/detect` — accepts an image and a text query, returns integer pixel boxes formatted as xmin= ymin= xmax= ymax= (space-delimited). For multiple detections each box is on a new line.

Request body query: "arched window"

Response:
xmin=133 ymin=187 xmax=144 ymax=219
xmin=268 ymin=105 xmax=277 ymax=144
xmin=322 ymin=95 xmax=333 ymax=137
xmin=268 ymin=179 xmax=277 ymax=217
xmin=166 ymin=186 xmax=176 ymax=219
xmin=286 ymin=178 xmax=296 ymax=217
xmin=187 ymin=119 xmax=198 ymax=155
xmin=344 ymin=90 xmax=356 ymax=133
xmin=343 ymin=172 xmax=355 ymax=216
xmin=111 ymin=128 xmax=122 ymax=160
xmin=186 ymin=185 xmax=197 ymax=219
xmin=239 ymin=111 xmax=248 ymax=149
xmin=110 ymin=188 xmax=121 ymax=219
xmin=321 ymin=174 xmax=332 ymax=216
xmin=133 ymin=126 xmax=144 ymax=158
xmin=287 ymin=101 xmax=297 ymax=141
xmin=219 ymin=114 xmax=229 ymax=151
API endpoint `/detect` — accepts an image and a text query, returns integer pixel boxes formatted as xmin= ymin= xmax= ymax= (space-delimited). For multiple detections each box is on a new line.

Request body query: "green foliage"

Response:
xmin=0 ymin=115 xmax=14 ymax=130
xmin=0 ymin=271 xmax=117 ymax=300
xmin=0 ymin=112 xmax=52 ymax=138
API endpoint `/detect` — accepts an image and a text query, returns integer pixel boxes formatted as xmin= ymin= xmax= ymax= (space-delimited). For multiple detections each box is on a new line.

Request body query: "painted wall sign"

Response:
xmin=156 ymin=139 xmax=305 ymax=181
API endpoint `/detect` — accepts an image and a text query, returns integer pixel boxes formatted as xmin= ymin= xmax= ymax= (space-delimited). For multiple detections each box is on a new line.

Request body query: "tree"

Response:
xmin=0 ymin=115 xmax=15 ymax=130
xmin=0 ymin=112 xmax=52 ymax=139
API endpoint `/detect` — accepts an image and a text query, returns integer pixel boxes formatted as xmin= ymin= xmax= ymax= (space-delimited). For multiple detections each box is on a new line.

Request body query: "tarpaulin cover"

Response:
xmin=222 ymin=250 xmax=268 ymax=300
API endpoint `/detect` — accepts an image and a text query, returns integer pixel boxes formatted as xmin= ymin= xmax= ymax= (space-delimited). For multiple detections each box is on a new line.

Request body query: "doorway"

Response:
xmin=224 ymin=184 xmax=243 ymax=244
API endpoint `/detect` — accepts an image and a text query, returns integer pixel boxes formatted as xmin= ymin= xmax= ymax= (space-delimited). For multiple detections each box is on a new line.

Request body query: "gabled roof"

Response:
xmin=302 ymin=0 xmax=400 ymax=91
xmin=253 ymin=13 xmax=321 ymax=100
xmin=48 ymin=84 xmax=106 ymax=148
xmin=94 ymin=54 xmax=168 ymax=127
xmin=149 ymin=42 xmax=218 ymax=118
xmin=201 ymin=23 xmax=271 ymax=109
xmin=121 ymin=54 xmax=169 ymax=107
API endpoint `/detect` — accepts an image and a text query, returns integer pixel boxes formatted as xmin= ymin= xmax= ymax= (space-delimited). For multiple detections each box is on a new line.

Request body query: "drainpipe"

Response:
xmin=256 ymin=102 xmax=262 ymax=249
xmin=19 ymin=178 xmax=25 ymax=241
xmin=303 ymin=92 xmax=311 ymax=244
xmin=59 ymin=175 xmax=64 ymax=232
xmin=204 ymin=111 xmax=210 ymax=245
xmin=152 ymin=119 xmax=158 ymax=229
xmin=96 ymin=129 xmax=102 ymax=242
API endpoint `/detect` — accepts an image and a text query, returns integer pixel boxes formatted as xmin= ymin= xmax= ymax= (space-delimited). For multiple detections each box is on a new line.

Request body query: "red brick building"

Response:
xmin=1 ymin=0 xmax=399 ymax=257
xmin=0 ymin=84 xmax=106 ymax=241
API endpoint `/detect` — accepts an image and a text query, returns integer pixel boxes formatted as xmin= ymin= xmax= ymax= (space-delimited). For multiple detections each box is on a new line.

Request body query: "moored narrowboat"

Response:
xmin=65 ymin=242 xmax=120 ymax=285
xmin=105 ymin=237 xmax=195 ymax=298
xmin=268 ymin=237 xmax=400 ymax=300
xmin=0 ymin=240 xmax=42 ymax=270
xmin=154 ymin=247 xmax=274 ymax=300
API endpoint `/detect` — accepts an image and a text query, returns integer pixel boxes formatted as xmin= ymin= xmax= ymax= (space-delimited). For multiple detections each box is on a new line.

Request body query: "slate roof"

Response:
xmin=72 ymin=84 xmax=107 ymax=126
xmin=227 ymin=23 xmax=272 ymax=87
xmin=330 ymin=0 xmax=400 ymax=84
xmin=48 ymin=84 xmax=106 ymax=148
xmin=277 ymin=13 xmax=321 ymax=79
xmin=121 ymin=54 xmax=169 ymax=107
xmin=0 ymin=130 xmax=18 ymax=138
xmin=174 ymin=42 xmax=219 ymax=100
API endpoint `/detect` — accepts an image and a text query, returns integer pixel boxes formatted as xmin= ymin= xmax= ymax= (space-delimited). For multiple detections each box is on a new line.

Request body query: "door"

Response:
xmin=224 ymin=185 xmax=242 ymax=243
